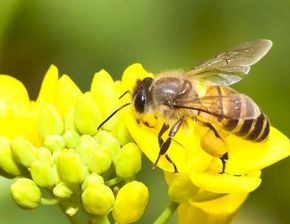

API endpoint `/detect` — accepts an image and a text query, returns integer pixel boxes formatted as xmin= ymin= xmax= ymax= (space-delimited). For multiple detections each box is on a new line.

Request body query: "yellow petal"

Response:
xmin=0 ymin=75 xmax=29 ymax=107
xmin=190 ymin=170 xmax=261 ymax=193
xmin=0 ymin=109 xmax=42 ymax=146
xmin=0 ymin=75 xmax=41 ymax=144
xmin=121 ymin=63 xmax=153 ymax=93
xmin=91 ymin=69 xmax=120 ymax=130
xmin=207 ymin=127 xmax=290 ymax=174
xmin=55 ymin=75 xmax=82 ymax=117
xmin=178 ymin=193 xmax=248 ymax=224
xmin=36 ymin=65 xmax=58 ymax=104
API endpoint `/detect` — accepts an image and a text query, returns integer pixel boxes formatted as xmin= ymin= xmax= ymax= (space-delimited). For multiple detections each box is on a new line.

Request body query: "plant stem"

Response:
xmin=88 ymin=215 xmax=110 ymax=224
xmin=41 ymin=197 xmax=60 ymax=205
xmin=153 ymin=201 xmax=179 ymax=224
xmin=59 ymin=203 xmax=81 ymax=224
xmin=105 ymin=177 xmax=121 ymax=186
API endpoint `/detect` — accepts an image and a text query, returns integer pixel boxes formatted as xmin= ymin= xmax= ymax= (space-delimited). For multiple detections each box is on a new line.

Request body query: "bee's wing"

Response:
xmin=174 ymin=93 xmax=261 ymax=120
xmin=186 ymin=39 xmax=272 ymax=86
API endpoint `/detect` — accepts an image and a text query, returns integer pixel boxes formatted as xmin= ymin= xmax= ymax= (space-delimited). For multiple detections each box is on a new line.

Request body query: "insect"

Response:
xmin=98 ymin=39 xmax=273 ymax=174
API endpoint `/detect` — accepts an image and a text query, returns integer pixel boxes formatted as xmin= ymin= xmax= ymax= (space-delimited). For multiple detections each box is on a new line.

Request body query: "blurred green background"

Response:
xmin=0 ymin=0 xmax=289 ymax=223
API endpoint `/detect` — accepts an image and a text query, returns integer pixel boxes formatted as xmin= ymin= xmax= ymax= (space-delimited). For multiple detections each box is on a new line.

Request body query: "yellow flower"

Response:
xmin=122 ymin=63 xmax=290 ymax=223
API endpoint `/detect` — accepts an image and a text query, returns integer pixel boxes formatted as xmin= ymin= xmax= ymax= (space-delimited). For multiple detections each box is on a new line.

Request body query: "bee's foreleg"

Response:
xmin=154 ymin=118 xmax=183 ymax=173
xmin=201 ymin=122 xmax=229 ymax=174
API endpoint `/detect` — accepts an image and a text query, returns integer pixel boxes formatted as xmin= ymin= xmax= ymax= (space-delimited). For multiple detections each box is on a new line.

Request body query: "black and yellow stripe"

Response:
xmin=202 ymin=86 xmax=270 ymax=142
xmin=225 ymin=95 xmax=269 ymax=142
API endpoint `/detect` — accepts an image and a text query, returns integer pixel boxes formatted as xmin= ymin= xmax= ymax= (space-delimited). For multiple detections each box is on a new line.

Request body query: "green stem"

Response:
xmin=41 ymin=197 xmax=60 ymax=205
xmin=153 ymin=201 xmax=179 ymax=224
xmin=88 ymin=214 xmax=110 ymax=224
xmin=59 ymin=203 xmax=81 ymax=224
xmin=105 ymin=177 xmax=121 ymax=186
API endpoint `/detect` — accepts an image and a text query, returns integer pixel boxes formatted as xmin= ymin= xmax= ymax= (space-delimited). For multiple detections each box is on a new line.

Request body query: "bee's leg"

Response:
xmin=203 ymin=122 xmax=228 ymax=174
xmin=158 ymin=125 xmax=184 ymax=149
xmin=204 ymin=122 xmax=221 ymax=138
xmin=154 ymin=118 xmax=183 ymax=172
xmin=153 ymin=123 xmax=169 ymax=170
xmin=165 ymin=154 xmax=178 ymax=173
xmin=219 ymin=152 xmax=228 ymax=174
xmin=158 ymin=123 xmax=170 ymax=147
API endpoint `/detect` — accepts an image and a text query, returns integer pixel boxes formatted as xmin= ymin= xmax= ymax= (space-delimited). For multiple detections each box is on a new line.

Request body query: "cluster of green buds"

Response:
xmin=0 ymin=66 xmax=149 ymax=224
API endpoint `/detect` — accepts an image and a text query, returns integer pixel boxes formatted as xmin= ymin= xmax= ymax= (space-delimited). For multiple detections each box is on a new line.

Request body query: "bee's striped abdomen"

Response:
xmin=223 ymin=92 xmax=270 ymax=142
xmin=202 ymin=85 xmax=270 ymax=142
xmin=246 ymin=113 xmax=270 ymax=142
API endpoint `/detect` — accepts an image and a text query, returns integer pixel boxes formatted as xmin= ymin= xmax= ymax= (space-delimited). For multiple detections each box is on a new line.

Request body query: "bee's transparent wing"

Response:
xmin=186 ymin=39 xmax=272 ymax=86
xmin=174 ymin=93 xmax=261 ymax=120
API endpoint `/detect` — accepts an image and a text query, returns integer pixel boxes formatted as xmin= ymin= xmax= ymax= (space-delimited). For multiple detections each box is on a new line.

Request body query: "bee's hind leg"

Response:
xmin=154 ymin=118 xmax=183 ymax=173
xmin=202 ymin=122 xmax=229 ymax=174
xmin=165 ymin=154 xmax=178 ymax=173
xmin=219 ymin=152 xmax=228 ymax=174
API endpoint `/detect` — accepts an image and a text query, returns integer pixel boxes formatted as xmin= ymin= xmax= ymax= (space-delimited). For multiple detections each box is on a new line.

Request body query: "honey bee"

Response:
xmin=98 ymin=39 xmax=273 ymax=173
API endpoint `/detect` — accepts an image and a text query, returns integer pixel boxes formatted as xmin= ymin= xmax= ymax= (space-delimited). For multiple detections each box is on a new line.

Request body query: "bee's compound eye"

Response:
xmin=134 ymin=91 xmax=146 ymax=113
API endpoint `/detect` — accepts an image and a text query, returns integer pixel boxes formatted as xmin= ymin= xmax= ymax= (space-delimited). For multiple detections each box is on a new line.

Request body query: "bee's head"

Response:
xmin=132 ymin=77 xmax=153 ymax=114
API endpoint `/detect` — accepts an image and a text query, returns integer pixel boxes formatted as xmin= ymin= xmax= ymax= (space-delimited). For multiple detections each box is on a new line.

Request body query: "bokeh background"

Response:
xmin=0 ymin=0 xmax=289 ymax=223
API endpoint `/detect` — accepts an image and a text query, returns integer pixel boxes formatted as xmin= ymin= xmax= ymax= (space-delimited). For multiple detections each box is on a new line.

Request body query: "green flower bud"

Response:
xmin=77 ymin=135 xmax=111 ymax=174
xmin=44 ymin=135 xmax=65 ymax=152
xmin=30 ymin=160 xmax=59 ymax=188
xmin=78 ymin=134 xmax=98 ymax=156
xmin=63 ymin=130 xmax=80 ymax=149
xmin=10 ymin=178 xmax=41 ymax=209
xmin=113 ymin=181 xmax=148 ymax=223
xmin=74 ymin=92 xmax=102 ymax=135
xmin=114 ymin=143 xmax=141 ymax=179
xmin=111 ymin=120 xmax=133 ymax=146
xmin=91 ymin=216 xmax=110 ymax=224
xmin=168 ymin=174 xmax=199 ymax=203
xmin=39 ymin=104 xmax=64 ymax=138
xmin=56 ymin=149 xmax=88 ymax=184
xmin=0 ymin=137 xmax=21 ymax=176
xmin=82 ymin=185 xmax=114 ymax=215
xmin=90 ymin=70 xmax=119 ymax=131
xmin=11 ymin=136 xmax=38 ymax=167
xmin=90 ymin=151 xmax=112 ymax=174
xmin=53 ymin=182 xmax=73 ymax=199
xmin=64 ymin=108 xmax=77 ymax=131
xmin=95 ymin=131 xmax=121 ymax=161
xmin=81 ymin=173 xmax=104 ymax=191
xmin=38 ymin=147 xmax=54 ymax=165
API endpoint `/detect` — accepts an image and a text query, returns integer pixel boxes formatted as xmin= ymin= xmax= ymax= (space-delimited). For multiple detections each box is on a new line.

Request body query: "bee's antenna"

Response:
xmin=97 ymin=103 xmax=131 ymax=130
xmin=119 ymin=90 xmax=130 ymax=99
